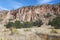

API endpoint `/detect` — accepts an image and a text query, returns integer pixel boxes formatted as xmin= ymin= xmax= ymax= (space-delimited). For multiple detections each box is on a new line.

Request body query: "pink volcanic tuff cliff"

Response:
xmin=0 ymin=4 xmax=60 ymax=24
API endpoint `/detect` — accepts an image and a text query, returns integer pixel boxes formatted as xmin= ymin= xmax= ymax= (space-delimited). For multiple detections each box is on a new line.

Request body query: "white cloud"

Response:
xmin=0 ymin=6 xmax=9 ymax=10
xmin=37 ymin=0 xmax=53 ymax=4
xmin=11 ymin=1 xmax=23 ymax=9
xmin=0 ymin=0 xmax=23 ymax=10
xmin=7 ymin=0 xmax=23 ymax=9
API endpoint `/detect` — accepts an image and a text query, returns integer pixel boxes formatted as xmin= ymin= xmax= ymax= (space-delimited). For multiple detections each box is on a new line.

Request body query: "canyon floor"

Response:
xmin=0 ymin=24 xmax=60 ymax=40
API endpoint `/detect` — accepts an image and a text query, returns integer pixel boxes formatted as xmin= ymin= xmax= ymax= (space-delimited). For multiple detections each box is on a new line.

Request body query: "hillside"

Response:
xmin=0 ymin=4 xmax=60 ymax=24
xmin=0 ymin=4 xmax=60 ymax=40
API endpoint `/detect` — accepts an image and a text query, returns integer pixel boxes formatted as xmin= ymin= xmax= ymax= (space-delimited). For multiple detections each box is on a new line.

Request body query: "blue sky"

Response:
xmin=0 ymin=0 xmax=60 ymax=10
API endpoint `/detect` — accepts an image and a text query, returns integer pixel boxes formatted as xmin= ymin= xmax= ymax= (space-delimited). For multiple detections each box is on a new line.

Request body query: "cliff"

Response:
xmin=0 ymin=4 xmax=60 ymax=24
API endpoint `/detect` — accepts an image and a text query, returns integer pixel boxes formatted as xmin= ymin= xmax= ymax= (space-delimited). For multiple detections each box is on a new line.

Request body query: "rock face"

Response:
xmin=0 ymin=4 xmax=60 ymax=24
xmin=0 ymin=10 xmax=8 ymax=23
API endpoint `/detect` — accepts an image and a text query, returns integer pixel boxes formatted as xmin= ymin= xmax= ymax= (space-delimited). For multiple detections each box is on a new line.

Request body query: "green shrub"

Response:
xmin=22 ymin=22 xmax=33 ymax=28
xmin=14 ymin=21 xmax=22 ymax=28
xmin=44 ymin=13 xmax=51 ymax=18
xmin=48 ymin=17 xmax=60 ymax=29
xmin=5 ymin=22 xmax=14 ymax=28
xmin=5 ymin=20 xmax=43 ymax=28
xmin=33 ymin=20 xmax=43 ymax=27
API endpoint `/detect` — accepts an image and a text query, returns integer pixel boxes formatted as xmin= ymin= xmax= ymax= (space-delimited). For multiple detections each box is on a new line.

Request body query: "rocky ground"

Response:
xmin=0 ymin=24 xmax=60 ymax=40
